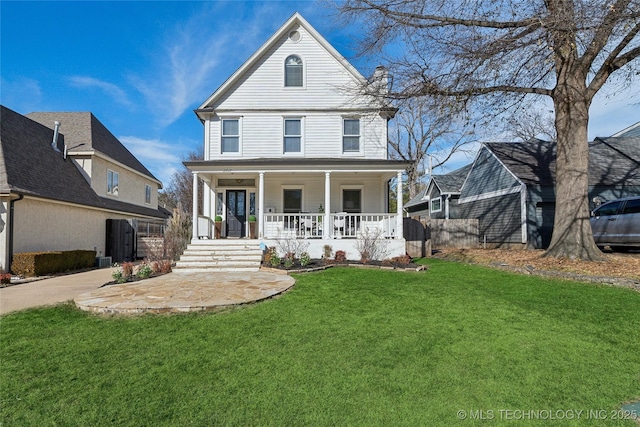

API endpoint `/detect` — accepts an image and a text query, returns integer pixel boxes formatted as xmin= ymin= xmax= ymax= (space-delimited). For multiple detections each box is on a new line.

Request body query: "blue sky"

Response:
xmin=2 ymin=1 xmax=638 ymax=187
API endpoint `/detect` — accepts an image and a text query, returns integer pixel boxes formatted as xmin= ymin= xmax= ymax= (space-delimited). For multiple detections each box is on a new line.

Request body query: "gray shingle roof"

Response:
xmin=26 ymin=111 xmax=160 ymax=184
xmin=405 ymin=164 xmax=471 ymax=209
xmin=1 ymin=105 xmax=166 ymax=219
xmin=485 ymin=137 xmax=640 ymax=186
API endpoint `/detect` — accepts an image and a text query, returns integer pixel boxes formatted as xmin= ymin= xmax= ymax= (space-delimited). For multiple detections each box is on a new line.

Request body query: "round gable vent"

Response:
xmin=288 ymin=30 xmax=301 ymax=42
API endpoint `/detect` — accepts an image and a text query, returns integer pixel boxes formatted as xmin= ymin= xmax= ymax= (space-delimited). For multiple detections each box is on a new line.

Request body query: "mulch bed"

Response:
xmin=261 ymin=259 xmax=426 ymax=274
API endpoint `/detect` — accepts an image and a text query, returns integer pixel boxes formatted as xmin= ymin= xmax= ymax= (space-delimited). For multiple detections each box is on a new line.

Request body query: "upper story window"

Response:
xmin=107 ymin=169 xmax=119 ymax=196
xmin=145 ymin=184 xmax=151 ymax=205
xmin=285 ymin=55 xmax=303 ymax=87
xmin=431 ymin=197 xmax=442 ymax=213
xmin=283 ymin=118 xmax=301 ymax=153
xmin=221 ymin=119 xmax=240 ymax=153
xmin=343 ymin=118 xmax=360 ymax=152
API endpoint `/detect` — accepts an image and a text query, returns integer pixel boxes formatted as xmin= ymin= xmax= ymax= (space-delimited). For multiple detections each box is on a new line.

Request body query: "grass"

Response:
xmin=1 ymin=259 xmax=639 ymax=426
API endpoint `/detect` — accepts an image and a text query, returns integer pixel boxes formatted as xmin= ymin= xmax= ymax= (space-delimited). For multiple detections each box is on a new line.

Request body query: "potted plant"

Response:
xmin=248 ymin=214 xmax=257 ymax=239
xmin=214 ymin=215 xmax=223 ymax=239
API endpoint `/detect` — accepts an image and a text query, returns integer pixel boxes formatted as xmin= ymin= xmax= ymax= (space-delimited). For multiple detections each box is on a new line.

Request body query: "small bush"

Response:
xmin=334 ymin=250 xmax=347 ymax=263
xmin=157 ymin=259 xmax=172 ymax=274
xmin=382 ymin=255 xmax=412 ymax=266
xmin=283 ymin=252 xmax=295 ymax=268
xmin=122 ymin=262 xmax=134 ymax=278
xmin=136 ymin=263 xmax=153 ymax=279
xmin=112 ymin=270 xmax=126 ymax=284
xmin=322 ymin=245 xmax=333 ymax=260
xmin=0 ymin=273 xmax=11 ymax=284
xmin=269 ymin=252 xmax=281 ymax=267
xmin=263 ymin=247 xmax=276 ymax=264
xmin=300 ymin=252 xmax=311 ymax=267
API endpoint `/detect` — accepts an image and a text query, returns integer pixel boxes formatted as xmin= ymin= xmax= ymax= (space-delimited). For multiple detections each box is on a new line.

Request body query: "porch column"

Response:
xmin=210 ymin=177 xmax=216 ymax=239
xmin=192 ymin=172 xmax=199 ymax=242
xmin=324 ymin=172 xmax=331 ymax=239
xmin=396 ymin=171 xmax=404 ymax=239
xmin=258 ymin=172 xmax=265 ymax=238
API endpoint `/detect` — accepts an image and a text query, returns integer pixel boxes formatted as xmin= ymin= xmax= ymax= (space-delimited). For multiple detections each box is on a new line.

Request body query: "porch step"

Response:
xmin=174 ymin=239 xmax=263 ymax=272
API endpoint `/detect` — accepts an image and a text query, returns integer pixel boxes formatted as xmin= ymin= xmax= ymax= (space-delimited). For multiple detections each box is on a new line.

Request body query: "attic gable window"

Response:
xmin=285 ymin=55 xmax=303 ymax=87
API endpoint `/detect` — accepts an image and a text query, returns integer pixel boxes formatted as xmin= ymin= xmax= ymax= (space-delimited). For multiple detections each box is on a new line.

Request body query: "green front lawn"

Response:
xmin=2 ymin=259 xmax=639 ymax=426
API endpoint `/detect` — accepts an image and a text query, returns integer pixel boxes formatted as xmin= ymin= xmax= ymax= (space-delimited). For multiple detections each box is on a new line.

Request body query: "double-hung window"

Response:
xmin=221 ymin=119 xmax=239 ymax=153
xmin=343 ymin=118 xmax=360 ymax=152
xmin=285 ymin=55 xmax=303 ymax=87
xmin=107 ymin=169 xmax=119 ymax=196
xmin=145 ymin=184 xmax=151 ymax=205
xmin=283 ymin=118 xmax=301 ymax=153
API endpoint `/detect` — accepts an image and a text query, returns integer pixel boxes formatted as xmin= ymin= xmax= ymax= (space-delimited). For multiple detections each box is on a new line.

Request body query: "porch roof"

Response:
xmin=184 ymin=158 xmax=411 ymax=174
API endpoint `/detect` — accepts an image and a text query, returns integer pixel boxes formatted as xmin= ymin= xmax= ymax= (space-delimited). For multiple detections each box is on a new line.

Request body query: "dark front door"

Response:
xmin=226 ymin=190 xmax=246 ymax=237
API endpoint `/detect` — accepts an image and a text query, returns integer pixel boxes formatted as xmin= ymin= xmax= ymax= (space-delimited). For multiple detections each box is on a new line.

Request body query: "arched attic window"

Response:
xmin=285 ymin=55 xmax=303 ymax=87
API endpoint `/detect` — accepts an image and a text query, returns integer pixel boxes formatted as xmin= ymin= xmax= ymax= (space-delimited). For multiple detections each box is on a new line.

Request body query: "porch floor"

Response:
xmin=75 ymin=271 xmax=295 ymax=314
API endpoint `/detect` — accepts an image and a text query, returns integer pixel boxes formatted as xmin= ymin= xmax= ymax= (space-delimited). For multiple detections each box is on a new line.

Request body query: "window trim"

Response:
xmin=220 ymin=117 xmax=241 ymax=155
xmin=144 ymin=184 xmax=152 ymax=205
xmin=107 ymin=169 xmax=119 ymax=196
xmin=340 ymin=185 xmax=363 ymax=214
xmin=284 ymin=55 xmax=304 ymax=88
xmin=283 ymin=117 xmax=303 ymax=155
xmin=282 ymin=185 xmax=304 ymax=213
xmin=430 ymin=197 xmax=442 ymax=213
xmin=342 ymin=117 xmax=362 ymax=154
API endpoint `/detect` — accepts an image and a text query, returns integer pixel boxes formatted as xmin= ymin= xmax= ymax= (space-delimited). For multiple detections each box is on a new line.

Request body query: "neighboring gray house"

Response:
xmin=0 ymin=105 xmax=167 ymax=271
xmin=457 ymin=137 xmax=640 ymax=248
xmin=612 ymin=121 xmax=640 ymax=137
xmin=405 ymin=164 xmax=471 ymax=219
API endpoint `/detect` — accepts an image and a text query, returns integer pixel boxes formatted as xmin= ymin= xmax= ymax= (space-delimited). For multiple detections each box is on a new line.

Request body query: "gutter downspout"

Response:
xmin=8 ymin=194 xmax=24 ymax=273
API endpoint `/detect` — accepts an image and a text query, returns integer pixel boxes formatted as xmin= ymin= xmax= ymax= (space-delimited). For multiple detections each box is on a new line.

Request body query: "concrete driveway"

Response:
xmin=0 ymin=267 xmax=116 ymax=315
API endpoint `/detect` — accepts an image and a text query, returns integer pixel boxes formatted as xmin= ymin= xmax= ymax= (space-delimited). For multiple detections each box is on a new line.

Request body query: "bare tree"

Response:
xmin=504 ymin=107 xmax=558 ymax=142
xmin=159 ymin=151 xmax=204 ymax=215
xmin=340 ymin=0 xmax=640 ymax=260
xmin=389 ymin=97 xmax=476 ymax=198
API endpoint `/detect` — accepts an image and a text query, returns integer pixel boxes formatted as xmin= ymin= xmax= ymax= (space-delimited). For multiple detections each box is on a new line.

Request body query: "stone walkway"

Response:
xmin=74 ymin=271 xmax=295 ymax=314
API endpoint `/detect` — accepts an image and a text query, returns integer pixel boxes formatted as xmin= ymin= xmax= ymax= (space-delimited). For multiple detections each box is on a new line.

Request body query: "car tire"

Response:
xmin=610 ymin=246 xmax=631 ymax=253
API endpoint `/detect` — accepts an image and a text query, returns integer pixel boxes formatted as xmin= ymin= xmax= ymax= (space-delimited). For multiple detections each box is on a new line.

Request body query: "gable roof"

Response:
xmin=611 ymin=122 xmax=640 ymax=138
xmin=196 ymin=12 xmax=368 ymax=115
xmin=405 ymin=164 xmax=472 ymax=209
xmin=483 ymin=137 xmax=640 ymax=187
xmin=26 ymin=111 xmax=160 ymax=185
xmin=1 ymin=106 xmax=166 ymax=219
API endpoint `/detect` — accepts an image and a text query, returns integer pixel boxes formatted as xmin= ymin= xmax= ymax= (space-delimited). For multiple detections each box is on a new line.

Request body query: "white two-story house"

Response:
xmin=184 ymin=13 xmax=409 ymax=261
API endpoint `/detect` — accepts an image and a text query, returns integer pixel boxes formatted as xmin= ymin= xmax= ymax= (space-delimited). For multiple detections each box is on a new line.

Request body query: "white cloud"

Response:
xmin=128 ymin=3 xmax=295 ymax=129
xmin=119 ymin=136 xmax=188 ymax=187
xmin=0 ymin=77 xmax=42 ymax=112
xmin=68 ymin=76 xmax=133 ymax=107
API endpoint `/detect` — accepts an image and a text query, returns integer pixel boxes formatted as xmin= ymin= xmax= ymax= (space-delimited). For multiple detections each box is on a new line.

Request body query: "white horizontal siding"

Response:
xmin=207 ymin=112 xmax=387 ymax=160
xmin=214 ymin=26 xmax=375 ymax=111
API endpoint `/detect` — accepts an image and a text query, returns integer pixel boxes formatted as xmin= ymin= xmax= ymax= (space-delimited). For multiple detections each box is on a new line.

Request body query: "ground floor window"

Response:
xmin=283 ymin=189 xmax=302 ymax=213
xmin=343 ymin=189 xmax=362 ymax=213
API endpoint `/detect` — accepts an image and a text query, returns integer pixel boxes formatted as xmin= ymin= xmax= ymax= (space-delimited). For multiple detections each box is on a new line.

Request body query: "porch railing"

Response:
xmin=263 ymin=213 xmax=397 ymax=239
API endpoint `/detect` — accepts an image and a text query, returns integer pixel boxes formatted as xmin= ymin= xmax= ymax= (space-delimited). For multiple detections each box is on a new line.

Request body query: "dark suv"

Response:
xmin=590 ymin=196 xmax=640 ymax=251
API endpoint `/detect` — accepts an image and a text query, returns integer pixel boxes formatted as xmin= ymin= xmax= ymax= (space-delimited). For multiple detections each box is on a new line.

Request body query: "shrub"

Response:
xmin=300 ymin=252 xmax=311 ymax=267
xmin=269 ymin=252 xmax=281 ymax=267
xmin=11 ymin=250 xmax=96 ymax=277
xmin=334 ymin=250 xmax=347 ymax=263
xmin=274 ymin=234 xmax=309 ymax=259
xmin=150 ymin=260 xmax=172 ymax=274
xmin=136 ymin=263 xmax=153 ymax=279
xmin=283 ymin=252 xmax=295 ymax=268
xmin=382 ymin=255 xmax=412 ymax=266
xmin=164 ymin=206 xmax=191 ymax=261
xmin=112 ymin=270 xmax=126 ymax=284
xmin=0 ymin=273 xmax=11 ymax=284
xmin=322 ymin=245 xmax=333 ymax=260
xmin=355 ymin=228 xmax=389 ymax=262
xmin=263 ymin=247 xmax=276 ymax=264
xmin=122 ymin=262 xmax=134 ymax=278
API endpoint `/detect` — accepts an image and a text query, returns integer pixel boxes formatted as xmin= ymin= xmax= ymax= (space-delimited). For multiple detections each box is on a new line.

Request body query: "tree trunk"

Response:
xmin=544 ymin=74 xmax=604 ymax=260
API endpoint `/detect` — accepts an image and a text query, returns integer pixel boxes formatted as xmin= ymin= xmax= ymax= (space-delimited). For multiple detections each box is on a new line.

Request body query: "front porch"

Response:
xmin=185 ymin=158 xmax=410 ymax=261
